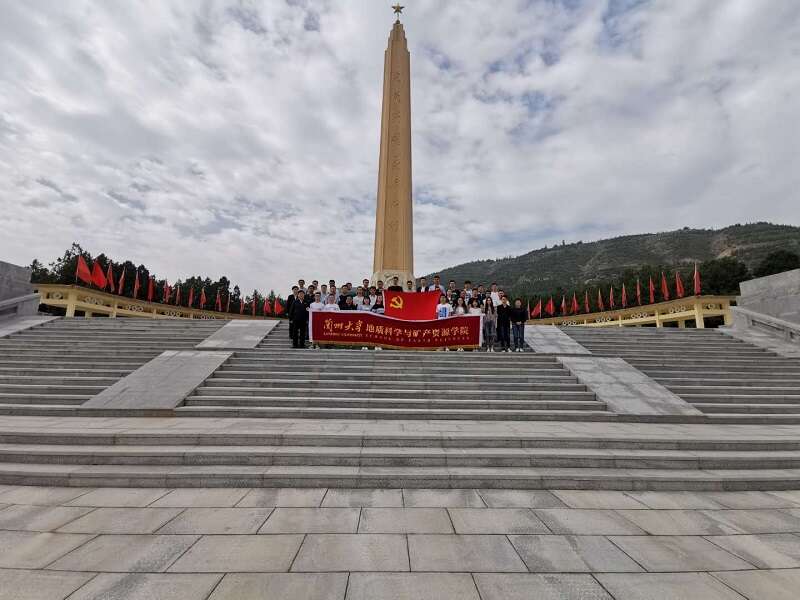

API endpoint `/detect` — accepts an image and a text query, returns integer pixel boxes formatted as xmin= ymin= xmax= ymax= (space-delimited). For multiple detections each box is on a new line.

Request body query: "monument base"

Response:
xmin=371 ymin=270 xmax=415 ymax=288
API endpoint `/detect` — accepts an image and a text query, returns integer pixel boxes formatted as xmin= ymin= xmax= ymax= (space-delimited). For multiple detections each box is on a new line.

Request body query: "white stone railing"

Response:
xmin=0 ymin=293 xmax=40 ymax=320
xmin=731 ymin=305 xmax=800 ymax=345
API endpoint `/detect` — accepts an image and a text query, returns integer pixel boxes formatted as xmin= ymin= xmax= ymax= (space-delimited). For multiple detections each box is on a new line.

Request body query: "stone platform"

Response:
xmin=1 ymin=484 xmax=800 ymax=599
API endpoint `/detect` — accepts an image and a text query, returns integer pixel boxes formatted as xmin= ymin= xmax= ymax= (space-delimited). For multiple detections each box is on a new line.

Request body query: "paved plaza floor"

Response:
xmin=1 ymin=485 xmax=800 ymax=599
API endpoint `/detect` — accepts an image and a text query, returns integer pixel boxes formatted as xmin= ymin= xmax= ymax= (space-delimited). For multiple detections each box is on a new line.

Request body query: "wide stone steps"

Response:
xmin=2 ymin=443 xmax=799 ymax=469
xmin=184 ymin=396 xmax=603 ymax=411
xmin=0 ymin=384 xmax=105 ymax=395
xmin=213 ymin=370 xmax=576 ymax=382
xmin=0 ymin=376 xmax=121 ymax=386
xmin=696 ymin=403 xmax=800 ymax=414
xmin=1 ymin=462 xmax=799 ymax=490
xmin=0 ymin=394 xmax=89 ymax=405
xmin=176 ymin=405 xmax=613 ymax=421
xmin=201 ymin=379 xmax=586 ymax=392
xmin=0 ymin=367 xmax=135 ymax=377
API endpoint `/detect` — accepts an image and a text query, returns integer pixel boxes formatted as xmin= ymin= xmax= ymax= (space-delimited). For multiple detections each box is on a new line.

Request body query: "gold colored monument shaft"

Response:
xmin=372 ymin=19 xmax=414 ymax=286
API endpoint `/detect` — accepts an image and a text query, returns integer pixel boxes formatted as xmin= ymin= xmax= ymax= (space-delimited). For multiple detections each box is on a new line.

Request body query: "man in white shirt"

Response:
xmin=490 ymin=282 xmax=501 ymax=306
xmin=309 ymin=292 xmax=325 ymax=312
xmin=428 ymin=275 xmax=446 ymax=295
xmin=323 ymin=294 xmax=341 ymax=311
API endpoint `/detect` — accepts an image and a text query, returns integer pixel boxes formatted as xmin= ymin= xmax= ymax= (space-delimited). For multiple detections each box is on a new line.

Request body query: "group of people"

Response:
xmin=286 ymin=275 xmax=529 ymax=351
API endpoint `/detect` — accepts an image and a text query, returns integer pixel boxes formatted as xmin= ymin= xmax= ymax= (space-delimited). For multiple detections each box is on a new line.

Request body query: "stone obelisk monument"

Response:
xmin=372 ymin=4 xmax=414 ymax=286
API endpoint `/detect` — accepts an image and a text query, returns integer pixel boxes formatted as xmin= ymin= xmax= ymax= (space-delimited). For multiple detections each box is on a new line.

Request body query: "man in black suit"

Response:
xmin=288 ymin=290 xmax=309 ymax=348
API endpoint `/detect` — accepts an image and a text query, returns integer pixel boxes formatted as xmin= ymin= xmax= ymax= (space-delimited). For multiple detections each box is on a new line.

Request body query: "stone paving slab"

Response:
xmin=551 ymin=490 xmax=649 ymax=509
xmin=707 ymin=490 xmax=800 ymax=509
xmin=524 ymin=326 xmax=591 ymax=355
xmin=596 ymin=572 xmax=746 ymax=600
xmin=0 ymin=531 xmax=92 ymax=569
xmin=448 ymin=508 xmax=549 ymax=534
xmin=158 ymin=507 xmax=273 ymax=534
xmin=534 ymin=508 xmax=646 ymax=535
xmin=0 ymin=568 xmax=94 ymax=600
xmin=65 ymin=487 xmax=171 ymax=507
xmin=509 ymin=534 xmax=643 ymax=573
xmin=712 ymin=568 xmax=800 ymax=600
xmin=58 ymin=507 xmax=183 ymax=534
xmin=209 ymin=572 xmax=348 ymax=600
xmin=616 ymin=509 xmax=742 ymax=536
xmin=323 ymin=489 xmax=403 ymax=507
xmin=196 ymin=319 xmax=278 ymax=349
xmin=407 ymin=534 xmax=527 ymax=572
xmin=168 ymin=534 xmax=304 ymax=573
xmin=624 ymin=491 xmax=727 ymax=509
xmin=608 ymin=535 xmax=756 ymax=572
xmin=151 ymin=488 xmax=249 ymax=507
xmin=237 ymin=487 xmax=327 ymax=507
xmin=82 ymin=350 xmax=232 ymax=411
xmin=0 ymin=486 xmax=91 ymax=506
xmin=403 ymin=489 xmax=485 ymax=507
xmin=0 ymin=504 xmax=93 ymax=532
xmin=477 ymin=489 xmax=566 ymax=508
xmin=68 ymin=572 xmax=223 ymax=600
xmin=293 ymin=534 xmax=409 ymax=572
xmin=346 ymin=572 xmax=481 ymax=600
xmin=260 ymin=507 xmax=360 ymax=533
xmin=48 ymin=534 xmax=198 ymax=573
xmin=359 ymin=508 xmax=453 ymax=533
xmin=706 ymin=533 xmax=800 ymax=569
xmin=474 ymin=573 xmax=612 ymax=600
xmin=558 ymin=356 xmax=702 ymax=415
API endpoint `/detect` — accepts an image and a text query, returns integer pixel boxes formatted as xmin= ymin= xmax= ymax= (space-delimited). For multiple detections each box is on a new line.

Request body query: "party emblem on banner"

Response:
xmin=389 ymin=296 xmax=404 ymax=310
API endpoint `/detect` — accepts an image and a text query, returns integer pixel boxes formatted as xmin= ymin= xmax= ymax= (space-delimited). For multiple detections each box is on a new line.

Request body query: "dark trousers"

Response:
xmin=288 ymin=319 xmax=295 ymax=339
xmin=497 ymin=322 xmax=511 ymax=349
xmin=292 ymin=320 xmax=307 ymax=348
xmin=512 ymin=323 xmax=525 ymax=349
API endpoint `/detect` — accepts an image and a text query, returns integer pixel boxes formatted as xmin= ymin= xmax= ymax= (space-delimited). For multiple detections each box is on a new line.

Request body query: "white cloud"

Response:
xmin=1 ymin=0 xmax=798 ymax=293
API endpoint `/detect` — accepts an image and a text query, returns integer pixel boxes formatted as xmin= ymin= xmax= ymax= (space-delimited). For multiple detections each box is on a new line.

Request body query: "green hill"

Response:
xmin=428 ymin=222 xmax=800 ymax=295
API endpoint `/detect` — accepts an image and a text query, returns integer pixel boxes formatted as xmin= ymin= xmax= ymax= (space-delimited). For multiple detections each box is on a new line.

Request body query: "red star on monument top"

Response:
xmin=392 ymin=4 xmax=404 ymax=19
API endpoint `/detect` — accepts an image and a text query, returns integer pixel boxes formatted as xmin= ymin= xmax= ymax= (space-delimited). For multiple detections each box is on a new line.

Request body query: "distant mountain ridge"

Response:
xmin=428 ymin=223 xmax=800 ymax=295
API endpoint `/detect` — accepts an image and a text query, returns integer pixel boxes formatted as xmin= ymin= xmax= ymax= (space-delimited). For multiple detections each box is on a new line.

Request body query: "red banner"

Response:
xmin=309 ymin=311 xmax=482 ymax=349
xmin=383 ymin=290 xmax=440 ymax=320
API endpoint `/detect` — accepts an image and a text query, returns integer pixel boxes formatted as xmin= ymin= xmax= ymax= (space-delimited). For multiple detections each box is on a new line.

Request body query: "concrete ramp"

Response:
xmin=525 ymin=326 xmax=591 ymax=354
xmin=82 ymin=350 xmax=231 ymax=412
xmin=0 ymin=315 xmax=57 ymax=338
xmin=558 ymin=356 xmax=702 ymax=416
xmin=196 ymin=319 xmax=278 ymax=349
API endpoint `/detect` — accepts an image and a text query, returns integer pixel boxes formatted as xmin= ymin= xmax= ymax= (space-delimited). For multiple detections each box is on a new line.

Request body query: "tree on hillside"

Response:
xmin=753 ymin=251 xmax=800 ymax=278
xmin=697 ymin=258 xmax=750 ymax=295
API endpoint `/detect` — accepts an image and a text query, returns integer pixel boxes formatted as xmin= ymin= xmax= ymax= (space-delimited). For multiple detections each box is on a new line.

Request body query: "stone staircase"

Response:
xmin=0 ymin=318 xmax=800 ymax=490
xmin=0 ymin=318 xmax=223 ymax=412
xmin=562 ymin=327 xmax=800 ymax=418
xmin=179 ymin=322 xmax=611 ymax=420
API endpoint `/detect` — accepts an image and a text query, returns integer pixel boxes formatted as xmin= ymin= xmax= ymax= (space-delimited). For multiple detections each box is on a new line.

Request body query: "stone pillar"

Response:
xmin=693 ymin=300 xmax=705 ymax=329
xmin=371 ymin=19 xmax=414 ymax=286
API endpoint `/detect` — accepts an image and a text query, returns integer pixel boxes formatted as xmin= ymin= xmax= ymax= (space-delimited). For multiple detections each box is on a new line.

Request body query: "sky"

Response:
xmin=1 ymin=0 xmax=798 ymax=294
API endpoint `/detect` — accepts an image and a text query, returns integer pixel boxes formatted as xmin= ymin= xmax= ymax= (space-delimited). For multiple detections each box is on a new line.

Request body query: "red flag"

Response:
xmin=531 ymin=299 xmax=542 ymax=319
xmin=226 ymin=294 xmax=231 ymax=313
xmin=675 ymin=271 xmax=685 ymax=298
xmin=215 ymin=290 xmax=222 ymax=311
xmin=661 ymin=272 xmax=670 ymax=301
xmin=199 ymin=287 xmax=207 ymax=309
xmin=560 ymin=295 xmax=567 ymax=315
xmin=163 ymin=281 xmax=170 ymax=304
xmin=239 ymin=297 xmax=245 ymax=315
xmin=621 ymin=283 xmax=628 ymax=308
xmin=75 ymin=256 xmax=92 ymax=285
xmin=117 ymin=267 xmax=125 ymax=295
xmin=175 ymin=285 xmax=182 ymax=306
xmin=147 ymin=277 xmax=154 ymax=302
xmin=584 ymin=290 xmax=590 ymax=314
xmin=91 ymin=260 xmax=107 ymax=289
xmin=274 ymin=297 xmax=284 ymax=316
xmin=693 ymin=263 xmax=701 ymax=296
xmin=133 ymin=272 xmax=141 ymax=299
xmin=383 ymin=290 xmax=440 ymax=320
xmin=648 ymin=277 xmax=655 ymax=304
xmin=636 ymin=279 xmax=642 ymax=306
xmin=571 ymin=293 xmax=579 ymax=315
xmin=187 ymin=287 xmax=194 ymax=308
xmin=263 ymin=296 xmax=271 ymax=315
xmin=545 ymin=297 xmax=555 ymax=316
xmin=251 ymin=297 xmax=257 ymax=317
xmin=597 ymin=289 xmax=605 ymax=312
xmin=609 ymin=286 xmax=615 ymax=309
xmin=106 ymin=263 xmax=115 ymax=293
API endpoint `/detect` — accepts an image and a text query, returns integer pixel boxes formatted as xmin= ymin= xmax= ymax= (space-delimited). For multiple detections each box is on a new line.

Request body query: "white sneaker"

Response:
xmin=362 ymin=347 xmax=369 ymax=351
xmin=375 ymin=347 xmax=382 ymax=351
xmin=457 ymin=348 xmax=464 ymax=352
